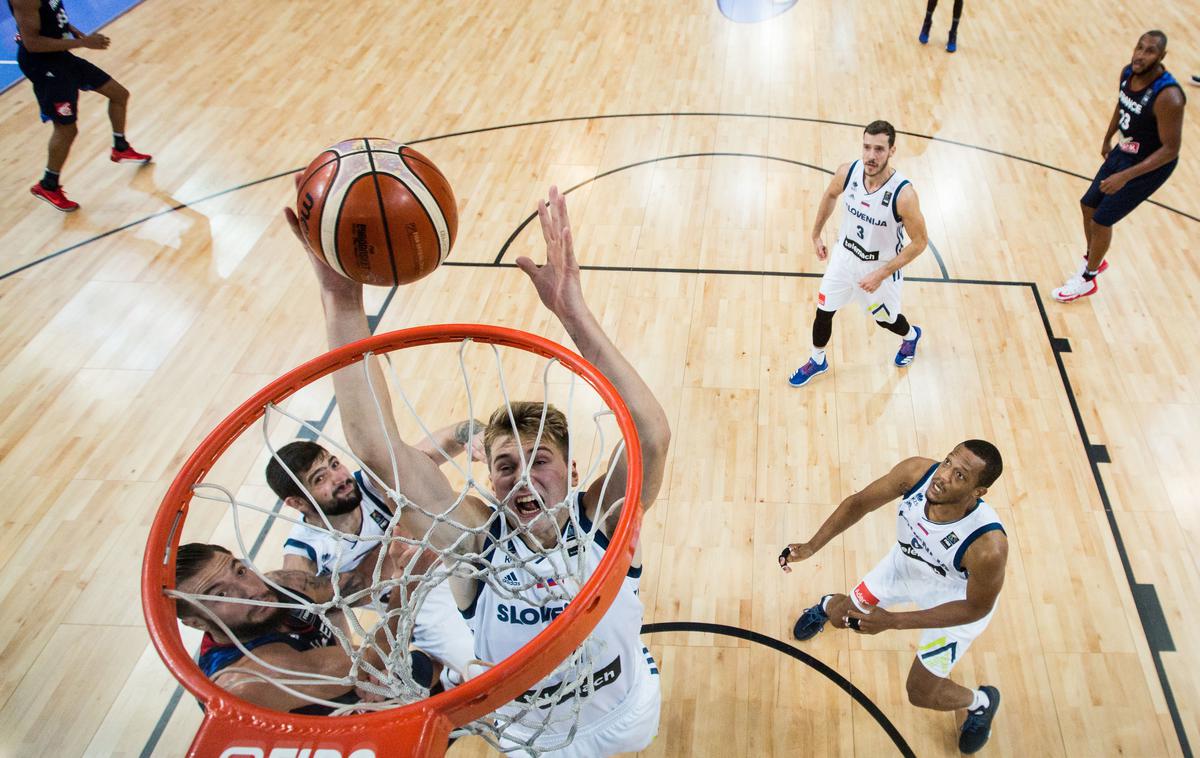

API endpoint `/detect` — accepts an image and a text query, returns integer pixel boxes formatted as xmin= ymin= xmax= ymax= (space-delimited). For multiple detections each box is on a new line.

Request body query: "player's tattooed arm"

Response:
xmin=413 ymin=419 xmax=487 ymax=464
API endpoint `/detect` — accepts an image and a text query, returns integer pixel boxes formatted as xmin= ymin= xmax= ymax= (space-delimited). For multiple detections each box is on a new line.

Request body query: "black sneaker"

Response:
xmin=958 ymin=685 xmax=1001 ymax=753
xmin=792 ymin=595 xmax=831 ymax=640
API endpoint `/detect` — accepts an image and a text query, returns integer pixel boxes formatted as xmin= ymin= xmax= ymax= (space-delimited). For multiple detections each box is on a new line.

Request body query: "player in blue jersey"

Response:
xmin=779 ymin=441 xmax=1008 ymax=754
xmin=8 ymin=0 xmax=151 ymax=212
xmin=1054 ymin=31 xmax=1186 ymax=303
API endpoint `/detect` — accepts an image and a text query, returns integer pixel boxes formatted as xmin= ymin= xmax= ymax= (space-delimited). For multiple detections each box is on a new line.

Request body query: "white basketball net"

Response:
xmin=166 ymin=336 xmax=632 ymax=755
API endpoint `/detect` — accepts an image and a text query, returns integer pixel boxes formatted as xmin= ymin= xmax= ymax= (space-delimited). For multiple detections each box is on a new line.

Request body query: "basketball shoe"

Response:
xmin=919 ymin=18 xmax=932 ymax=44
xmin=111 ymin=145 xmax=153 ymax=164
xmin=894 ymin=325 xmax=922 ymax=367
xmin=958 ymin=686 xmax=1001 ymax=753
xmin=1054 ymin=257 xmax=1108 ymax=302
xmin=30 ymin=183 xmax=79 ymax=212
xmin=788 ymin=356 xmax=828 ymax=387
xmin=792 ymin=595 xmax=832 ymax=641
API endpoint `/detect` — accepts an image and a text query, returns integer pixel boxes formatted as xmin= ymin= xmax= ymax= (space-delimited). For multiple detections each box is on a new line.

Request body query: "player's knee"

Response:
xmin=53 ymin=121 xmax=78 ymax=139
xmin=905 ymin=672 xmax=936 ymax=707
xmin=106 ymin=81 xmax=129 ymax=103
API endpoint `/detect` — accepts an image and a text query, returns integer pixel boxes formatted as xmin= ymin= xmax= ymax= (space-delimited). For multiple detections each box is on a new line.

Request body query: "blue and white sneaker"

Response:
xmin=958 ymin=686 xmax=1001 ymax=754
xmin=792 ymin=595 xmax=832 ymax=641
xmin=894 ymin=325 xmax=922 ymax=367
xmin=788 ymin=357 xmax=828 ymax=387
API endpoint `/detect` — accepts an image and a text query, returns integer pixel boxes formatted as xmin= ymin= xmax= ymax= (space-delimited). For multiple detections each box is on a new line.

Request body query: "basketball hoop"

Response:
xmin=142 ymin=324 xmax=643 ymax=757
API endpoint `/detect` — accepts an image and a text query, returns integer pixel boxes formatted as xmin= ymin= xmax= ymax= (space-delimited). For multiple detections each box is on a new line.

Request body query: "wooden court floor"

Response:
xmin=0 ymin=1 xmax=1197 ymax=755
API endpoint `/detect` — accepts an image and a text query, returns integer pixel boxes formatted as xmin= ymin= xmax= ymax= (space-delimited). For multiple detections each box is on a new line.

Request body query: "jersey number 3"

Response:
xmin=856 ymin=225 xmax=865 ymax=240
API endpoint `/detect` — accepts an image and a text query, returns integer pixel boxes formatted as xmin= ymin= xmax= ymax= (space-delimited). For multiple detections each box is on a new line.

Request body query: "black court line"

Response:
xmin=490 ymin=150 xmax=951 ymax=281
xmin=642 ymin=621 xmax=915 ymax=757
xmin=6 ymin=112 xmax=1198 ymax=282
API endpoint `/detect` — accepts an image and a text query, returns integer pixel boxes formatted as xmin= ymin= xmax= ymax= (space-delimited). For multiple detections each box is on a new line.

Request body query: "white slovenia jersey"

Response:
xmin=463 ymin=494 xmax=650 ymax=727
xmin=836 ymin=160 xmax=911 ymax=266
xmin=895 ymin=463 xmax=1005 ymax=586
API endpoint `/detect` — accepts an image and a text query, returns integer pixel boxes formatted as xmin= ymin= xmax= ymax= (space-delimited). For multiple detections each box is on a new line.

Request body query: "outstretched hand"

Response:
xmin=517 ymin=186 xmax=585 ymax=319
xmin=282 ymin=174 xmax=361 ymax=300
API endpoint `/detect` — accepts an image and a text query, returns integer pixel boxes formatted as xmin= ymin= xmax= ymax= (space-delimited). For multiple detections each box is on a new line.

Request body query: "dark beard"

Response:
xmin=319 ymin=481 xmax=362 ymax=516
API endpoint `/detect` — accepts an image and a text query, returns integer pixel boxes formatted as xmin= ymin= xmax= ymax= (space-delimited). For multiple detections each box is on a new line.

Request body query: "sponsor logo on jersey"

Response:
xmin=1118 ymin=140 xmax=1141 ymax=154
xmin=516 ymin=655 xmax=623 ymax=708
xmin=497 ymin=603 xmax=568 ymax=625
xmin=501 ymin=571 xmax=520 ymax=587
xmin=842 ymin=237 xmax=879 ymax=262
xmin=940 ymin=532 xmax=960 ymax=549
xmin=900 ymin=541 xmax=948 ymax=577
xmin=54 ymin=101 xmax=72 ymax=116
xmin=852 ymin=581 xmax=879 ymax=607
xmin=882 ymin=190 xmax=893 ymax=207
xmin=818 ymin=292 xmax=826 ymax=306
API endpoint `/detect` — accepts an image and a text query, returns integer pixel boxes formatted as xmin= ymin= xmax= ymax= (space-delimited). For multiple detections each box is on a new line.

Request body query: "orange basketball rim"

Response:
xmin=141 ymin=324 xmax=644 ymax=758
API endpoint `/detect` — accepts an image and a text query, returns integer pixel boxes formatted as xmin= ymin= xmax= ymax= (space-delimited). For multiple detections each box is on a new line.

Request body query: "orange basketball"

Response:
xmin=295 ymin=138 xmax=458 ymax=286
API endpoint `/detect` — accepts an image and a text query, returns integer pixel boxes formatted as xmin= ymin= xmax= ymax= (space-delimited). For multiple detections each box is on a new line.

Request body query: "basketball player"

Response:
xmin=918 ymin=0 xmax=964 ymax=52
xmin=281 ymin=185 xmax=671 ymax=756
xmin=173 ymin=541 xmax=440 ymax=713
xmin=789 ymin=120 xmax=929 ymax=388
xmin=8 ymin=0 xmax=151 ymax=212
xmin=779 ymin=441 xmax=1007 ymax=754
xmin=1053 ymin=30 xmax=1185 ymax=303
xmin=266 ymin=426 xmax=482 ymax=677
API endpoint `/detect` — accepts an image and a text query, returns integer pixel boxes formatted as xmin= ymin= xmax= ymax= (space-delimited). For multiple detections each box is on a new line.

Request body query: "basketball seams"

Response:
xmin=396 ymin=149 xmax=453 ymax=264
xmin=319 ymin=152 xmax=375 ymax=280
xmin=362 ymin=140 xmax=401 ymax=286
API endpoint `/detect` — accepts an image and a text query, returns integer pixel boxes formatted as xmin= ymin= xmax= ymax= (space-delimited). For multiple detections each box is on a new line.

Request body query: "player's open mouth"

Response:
xmin=513 ymin=493 xmax=542 ymax=516
xmin=335 ymin=483 xmax=354 ymax=497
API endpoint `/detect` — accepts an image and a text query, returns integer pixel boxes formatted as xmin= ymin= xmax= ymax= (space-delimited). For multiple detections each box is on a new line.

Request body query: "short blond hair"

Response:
xmin=484 ymin=401 xmax=569 ymax=463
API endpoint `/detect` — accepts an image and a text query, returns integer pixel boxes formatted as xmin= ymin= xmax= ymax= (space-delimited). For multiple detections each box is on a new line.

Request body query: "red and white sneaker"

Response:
xmin=111 ymin=145 xmax=152 ymax=164
xmin=30 ymin=183 xmax=80 ymax=212
xmin=1074 ymin=256 xmax=1109 ymax=277
xmin=1053 ymin=274 xmax=1098 ymax=302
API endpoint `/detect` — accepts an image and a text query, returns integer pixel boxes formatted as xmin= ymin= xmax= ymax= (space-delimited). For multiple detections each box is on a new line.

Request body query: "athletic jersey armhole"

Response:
xmin=283 ymin=538 xmax=318 ymax=566
xmin=843 ymin=161 xmax=858 ymax=191
xmin=892 ymin=179 xmax=911 ymax=223
xmin=355 ymin=470 xmax=395 ymax=517
xmin=953 ymin=522 xmax=1006 ymax=573
xmin=903 ymin=463 xmax=939 ymax=500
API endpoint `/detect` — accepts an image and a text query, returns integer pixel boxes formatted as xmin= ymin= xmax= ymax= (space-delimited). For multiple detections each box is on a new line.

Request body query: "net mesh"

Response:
xmin=166 ymin=336 xmax=631 ymax=754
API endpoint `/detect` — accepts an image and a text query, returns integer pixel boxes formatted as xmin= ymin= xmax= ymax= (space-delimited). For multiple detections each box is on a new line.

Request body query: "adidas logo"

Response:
xmin=501 ymin=571 xmax=520 ymax=587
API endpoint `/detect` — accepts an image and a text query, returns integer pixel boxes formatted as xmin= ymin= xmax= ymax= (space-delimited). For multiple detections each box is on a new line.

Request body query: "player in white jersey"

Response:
xmin=789 ymin=120 xmax=930 ymax=388
xmin=281 ymin=185 xmax=671 ymax=756
xmin=266 ymin=433 xmax=480 ymax=676
xmin=779 ymin=440 xmax=1008 ymax=754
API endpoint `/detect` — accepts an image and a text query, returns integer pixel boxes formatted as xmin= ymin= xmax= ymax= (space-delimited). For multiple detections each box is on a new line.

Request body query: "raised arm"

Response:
xmin=516 ymin=187 xmax=671 ymax=522
xmin=281 ymin=206 xmax=486 ymax=548
xmin=779 ymin=456 xmax=934 ymax=571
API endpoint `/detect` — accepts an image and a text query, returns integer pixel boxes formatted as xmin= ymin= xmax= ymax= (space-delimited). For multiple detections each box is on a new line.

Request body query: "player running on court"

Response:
xmin=789 ymin=120 xmax=929 ymax=387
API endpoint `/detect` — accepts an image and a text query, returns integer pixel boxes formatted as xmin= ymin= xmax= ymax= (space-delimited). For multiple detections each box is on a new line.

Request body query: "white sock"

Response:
xmin=968 ymin=688 xmax=989 ymax=712
xmin=903 ymin=326 xmax=917 ymax=340
xmin=812 ymin=347 xmax=826 ymax=364
xmin=819 ymin=594 xmax=833 ymax=612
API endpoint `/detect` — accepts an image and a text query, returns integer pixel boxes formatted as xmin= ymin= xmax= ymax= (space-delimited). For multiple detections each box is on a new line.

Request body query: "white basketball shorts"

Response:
xmin=817 ymin=248 xmax=904 ymax=323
